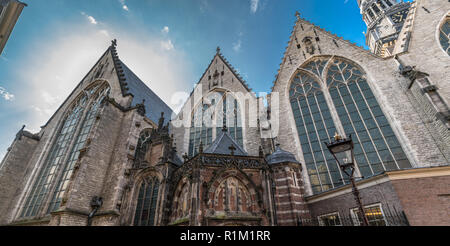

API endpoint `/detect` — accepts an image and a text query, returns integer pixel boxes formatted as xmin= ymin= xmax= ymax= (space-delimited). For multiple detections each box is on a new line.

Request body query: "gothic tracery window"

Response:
xmin=327 ymin=58 xmax=411 ymax=176
xmin=439 ymin=16 xmax=450 ymax=56
xmin=47 ymin=85 xmax=110 ymax=213
xmin=19 ymin=83 xmax=110 ymax=218
xmin=134 ymin=129 xmax=153 ymax=168
xmin=133 ymin=177 xmax=160 ymax=226
xmin=290 ymin=57 xmax=411 ymax=194
xmin=20 ymin=95 xmax=87 ymax=218
xmin=290 ymin=70 xmax=342 ymax=194
xmin=188 ymin=91 xmax=243 ymax=157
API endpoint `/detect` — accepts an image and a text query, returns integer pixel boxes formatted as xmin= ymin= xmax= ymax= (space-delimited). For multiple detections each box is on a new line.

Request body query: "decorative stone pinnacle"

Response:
xmin=111 ymin=39 xmax=117 ymax=47
xmin=334 ymin=132 xmax=342 ymax=141
xmin=295 ymin=11 xmax=300 ymax=20
xmin=216 ymin=46 xmax=221 ymax=54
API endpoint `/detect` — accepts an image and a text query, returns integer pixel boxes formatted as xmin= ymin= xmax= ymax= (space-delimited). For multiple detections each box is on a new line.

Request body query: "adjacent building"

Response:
xmin=0 ymin=0 xmax=26 ymax=55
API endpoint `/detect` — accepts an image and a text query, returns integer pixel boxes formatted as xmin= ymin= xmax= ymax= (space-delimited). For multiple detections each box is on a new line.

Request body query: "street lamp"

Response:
xmin=325 ymin=133 xmax=370 ymax=226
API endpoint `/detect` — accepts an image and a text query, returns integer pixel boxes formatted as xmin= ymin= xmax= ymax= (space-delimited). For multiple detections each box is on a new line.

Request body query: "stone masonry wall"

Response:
xmin=0 ymin=135 xmax=39 ymax=224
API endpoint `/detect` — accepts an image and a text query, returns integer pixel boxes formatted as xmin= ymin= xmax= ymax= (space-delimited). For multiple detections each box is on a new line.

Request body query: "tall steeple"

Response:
xmin=358 ymin=0 xmax=411 ymax=57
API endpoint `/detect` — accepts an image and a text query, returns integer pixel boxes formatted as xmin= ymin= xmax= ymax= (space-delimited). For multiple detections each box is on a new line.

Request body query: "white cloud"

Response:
xmin=0 ymin=87 xmax=14 ymax=101
xmin=161 ymin=39 xmax=175 ymax=51
xmin=162 ymin=26 xmax=170 ymax=34
xmin=119 ymin=0 xmax=129 ymax=11
xmin=81 ymin=12 xmax=98 ymax=25
xmin=13 ymin=22 xmax=193 ymax=131
xmin=250 ymin=0 xmax=259 ymax=14
xmin=233 ymin=40 xmax=242 ymax=52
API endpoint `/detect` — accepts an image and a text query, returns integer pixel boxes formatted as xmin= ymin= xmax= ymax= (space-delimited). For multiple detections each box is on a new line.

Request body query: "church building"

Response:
xmin=0 ymin=0 xmax=449 ymax=226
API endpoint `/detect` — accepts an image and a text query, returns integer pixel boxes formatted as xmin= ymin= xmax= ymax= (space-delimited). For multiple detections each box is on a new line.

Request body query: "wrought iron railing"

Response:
xmin=299 ymin=205 xmax=410 ymax=226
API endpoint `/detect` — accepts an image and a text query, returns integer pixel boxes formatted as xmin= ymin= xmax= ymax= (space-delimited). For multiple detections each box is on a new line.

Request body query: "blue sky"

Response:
xmin=0 ymin=0 xmax=381 ymax=160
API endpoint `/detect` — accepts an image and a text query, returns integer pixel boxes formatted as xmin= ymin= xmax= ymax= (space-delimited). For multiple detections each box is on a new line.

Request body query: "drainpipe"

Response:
xmin=87 ymin=196 xmax=103 ymax=226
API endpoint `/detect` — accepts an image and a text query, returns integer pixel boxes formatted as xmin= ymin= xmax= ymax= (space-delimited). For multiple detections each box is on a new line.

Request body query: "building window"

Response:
xmin=47 ymin=86 xmax=110 ymax=213
xmin=327 ymin=58 xmax=411 ymax=177
xmin=19 ymin=95 xmax=87 ymax=218
xmin=290 ymin=57 xmax=411 ymax=195
xmin=133 ymin=177 xmax=160 ymax=226
xmin=318 ymin=212 xmax=342 ymax=226
xmin=19 ymin=83 xmax=110 ymax=218
xmin=188 ymin=91 xmax=243 ymax=157
xmin=289 ymin=69 xmax=343 ymax=194
xmin=439 ymin=16 xmax=450 ymax=56
xmin=350 ymin=204 xmax=387 ymax=226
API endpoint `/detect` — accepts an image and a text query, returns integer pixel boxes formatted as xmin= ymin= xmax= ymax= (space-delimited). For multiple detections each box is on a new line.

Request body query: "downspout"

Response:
xmin=87 ymin=196 xmax=103 ymax=226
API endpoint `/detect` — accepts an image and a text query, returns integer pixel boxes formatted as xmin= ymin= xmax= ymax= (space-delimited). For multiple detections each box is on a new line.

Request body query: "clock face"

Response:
xmin=391 ymin=9 xmax=409 ymax=24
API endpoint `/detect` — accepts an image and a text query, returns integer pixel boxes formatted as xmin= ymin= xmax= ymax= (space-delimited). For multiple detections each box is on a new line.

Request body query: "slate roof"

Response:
xmin=266 ymin=144 xmax=300 ymax=165
xmin=203 ymin=128 xmax=248 ymax=156
xmin=118 ymin=61 xmax=173 ymax=125
xmin=110 ymin=42 xmax=173 ymax=126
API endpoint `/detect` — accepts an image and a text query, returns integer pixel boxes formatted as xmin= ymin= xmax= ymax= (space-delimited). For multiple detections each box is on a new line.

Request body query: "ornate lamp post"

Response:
xmin=325 ymin=133 xmax=369 ymax=226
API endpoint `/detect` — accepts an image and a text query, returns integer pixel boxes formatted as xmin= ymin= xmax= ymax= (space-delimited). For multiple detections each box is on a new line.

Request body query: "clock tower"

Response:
xmin=357 ymin=0 xmax=411 ymax=57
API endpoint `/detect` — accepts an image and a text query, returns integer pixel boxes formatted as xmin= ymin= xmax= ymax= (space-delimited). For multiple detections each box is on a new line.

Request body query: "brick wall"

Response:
xmin=391 ymin=175 xmax=450 ymax=226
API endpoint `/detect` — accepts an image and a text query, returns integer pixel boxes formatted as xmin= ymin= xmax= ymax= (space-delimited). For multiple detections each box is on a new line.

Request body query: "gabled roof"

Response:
xmin=272 ymin=12 xmax=379 ymax=91
xmin=110 ymin=41 xmax=173 ymax=125
xmin=204 ymin=128 xmax=248 ymax=156
xmin=190 ymin=47 xmax=252 ymax=96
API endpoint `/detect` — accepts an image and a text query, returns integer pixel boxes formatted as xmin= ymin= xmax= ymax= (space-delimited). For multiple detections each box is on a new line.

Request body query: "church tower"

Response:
xmin=358 ymin=0 xmax=411 ymax=57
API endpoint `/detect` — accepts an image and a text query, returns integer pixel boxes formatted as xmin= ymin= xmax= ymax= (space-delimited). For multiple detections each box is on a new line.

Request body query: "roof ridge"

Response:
xmin=204 ymin=128 xmax=248 ymax=156
xmin=189 ymin=47 xmax=252 ymax=97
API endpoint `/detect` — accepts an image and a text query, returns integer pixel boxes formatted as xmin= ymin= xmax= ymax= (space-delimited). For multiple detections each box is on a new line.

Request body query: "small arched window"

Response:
xmin=134 ymin=129 xmax=152 ymax=167
xmin=439 ymin=16 xmax=450 ymax=56
xmin=133 ymin=177 xmax=160 ymax=226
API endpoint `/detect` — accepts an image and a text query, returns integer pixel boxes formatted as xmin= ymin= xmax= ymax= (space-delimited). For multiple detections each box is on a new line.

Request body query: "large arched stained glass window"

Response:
xmin=290 ymin=70 xmax=343 ymax=194
xmin=19 ymin=83 xmax=110 ymax=218
xmin=47 ymin=85 xmax=110 ymax=213
xmin=290 ymin=57 xmax=412 ymax=194
xmin=326 ymin=58 xmax=411 ymax=178
xmin=133 ymin=177 xmax=160 ymax=226
xmin=188 ymin=91 xmax=243 ymax=157
xmin=439 ymin=16 xmax=450 ymax=56
xmin=20 ymin=95 xmax=88 ymax=218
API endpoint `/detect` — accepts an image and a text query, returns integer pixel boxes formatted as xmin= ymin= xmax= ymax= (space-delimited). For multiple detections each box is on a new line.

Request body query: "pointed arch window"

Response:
xmin=439 ymin=16 xmax=450 ymax=56
xmin=133 ymin=177 xmax=160 ymax=226
xmin=290 ymin=71 xmax=342 ymax=194
xmin=326 ymin=58 xmax=411 ymax=177
xmin=133 ymin=129 xmax=153 ymax=168
xmin=188 ymin=92 xmax=243 ymax=157
xmin=20 ymin=95 xmax=87 ymax=218
xmin=19 ymin=83 xmax=110 ymax=218
xmin=290 ymin=57 xmax=412 ymax=194
xmin=47 ymin=85 xmax=110 ymax=213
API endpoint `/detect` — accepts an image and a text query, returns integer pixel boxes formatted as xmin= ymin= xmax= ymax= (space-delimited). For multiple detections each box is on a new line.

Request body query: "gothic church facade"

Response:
xmin=0 ymin=0 xmax=449 ymax=226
